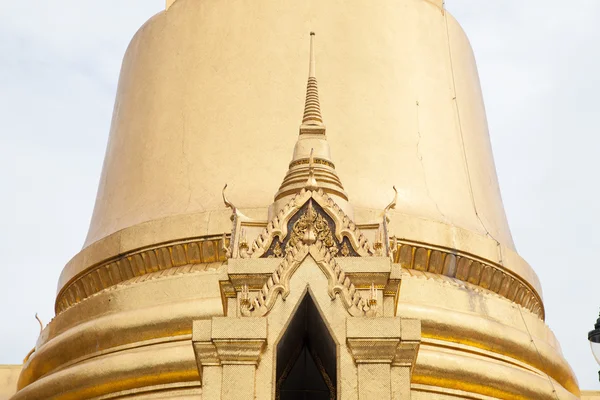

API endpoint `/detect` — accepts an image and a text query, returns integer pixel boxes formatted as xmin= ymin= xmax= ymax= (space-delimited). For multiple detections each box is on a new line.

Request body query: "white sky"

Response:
xmin=1 ymin=0 xmax=599 ymax=391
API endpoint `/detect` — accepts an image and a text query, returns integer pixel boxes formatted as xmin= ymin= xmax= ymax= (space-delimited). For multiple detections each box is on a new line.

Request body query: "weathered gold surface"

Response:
xmin=14 ymin=263 xmax=581 ymax=399
xmin=11 ymin=0 xmax=584 ymax=398
xmin=55 ymin=0 xmax=547 ymax=322
xmin=56 ymin=236 xmax=228 ymax=313
xmin=0 ymin=366 xmax=20 ymax=400
xmin=394 ymin=240 xmax=543 ymax=317
xmin=83 ymin=0 xmax=515 ymax=254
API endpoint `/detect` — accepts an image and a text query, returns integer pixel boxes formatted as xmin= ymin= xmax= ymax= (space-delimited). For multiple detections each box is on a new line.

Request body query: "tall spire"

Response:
xmin=272 ymin=33 xmax=352 ymax=218
xmin=309 ymin=32 xmax=316 ymax=78
xmin=301 ymin=32 xmax=325 ymax=133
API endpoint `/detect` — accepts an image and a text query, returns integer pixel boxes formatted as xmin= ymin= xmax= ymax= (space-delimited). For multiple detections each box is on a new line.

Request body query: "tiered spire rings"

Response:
xmin=301 ymin=32 xmax=324 ymax=129
xmin=274 ymin=33 xmax=350 ymax=216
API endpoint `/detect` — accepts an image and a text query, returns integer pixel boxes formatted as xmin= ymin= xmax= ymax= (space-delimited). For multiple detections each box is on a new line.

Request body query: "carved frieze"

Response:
xmin=393 ymin=241 xmax=544 ymax=318
xmin=55 ymin=236 xmax=228 ymax=314
xmin=263 ymin=200 xmax=359 ymax=259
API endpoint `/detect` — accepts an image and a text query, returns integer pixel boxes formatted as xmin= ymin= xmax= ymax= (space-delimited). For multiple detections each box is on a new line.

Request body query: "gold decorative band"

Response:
xmin=288 ymin=157 xmax=335 ymax=169
xmin=55 ymin=236 xmax=229 ymax=314
xmin=56 ymin=235 xmax=543 ymax=319
xmin=393 ymin=240 xmax=544 ymax=319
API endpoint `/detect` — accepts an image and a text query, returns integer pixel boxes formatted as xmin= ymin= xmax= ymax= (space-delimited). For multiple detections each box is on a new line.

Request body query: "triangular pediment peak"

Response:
xmin=223 ymin=185 xmax=399 ymax=263
xmin=228 ymin=189 xmax=382 ymax=260
xmin=219 ymin=33 xmax=400 ymax=262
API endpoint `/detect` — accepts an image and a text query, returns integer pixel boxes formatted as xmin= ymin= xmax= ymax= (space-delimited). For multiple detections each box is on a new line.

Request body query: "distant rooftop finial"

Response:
xmin=301 ymin=32 xmax=324 ymax=130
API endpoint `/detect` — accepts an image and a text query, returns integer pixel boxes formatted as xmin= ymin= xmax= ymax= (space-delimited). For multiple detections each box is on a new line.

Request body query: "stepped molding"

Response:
xmin=393 ymin=240 xmax=544 ymax=318
xmin=55 ymin=236 xmax=229 ymax=314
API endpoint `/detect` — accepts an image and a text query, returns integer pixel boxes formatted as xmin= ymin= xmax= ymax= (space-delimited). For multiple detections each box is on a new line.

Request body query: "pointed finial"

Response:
xmin=301 ymin=32 xmax=324 ymax=129
xmin=273 ymin=32 xmax=350 ymax=216
xmin=369 ymin=283 xmax=378 ymax=307
xmin=240 ymin=284 xmax=250 ymax=308
xmin=309 ymin=32 xmax=316 ymax=78
xmin=222 ymin=184 xmax=232 ymax=209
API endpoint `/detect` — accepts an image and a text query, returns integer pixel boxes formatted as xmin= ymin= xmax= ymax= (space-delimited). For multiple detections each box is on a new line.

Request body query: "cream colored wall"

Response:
xmin=581 ymin=391 xmax=600 ymax=400
xmin=0 ymin=365 xmax=21 ymax=400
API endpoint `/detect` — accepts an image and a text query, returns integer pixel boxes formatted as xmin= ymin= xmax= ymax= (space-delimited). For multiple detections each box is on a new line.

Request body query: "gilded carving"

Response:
xmin=272 ymin=241 xmax=283 ymax=258
xmin=340 ymin=242 xmax=350 ymax=257
xmin=238 ymin=241 xmax=377 ymax=318
xmin=232 ymin=189 xmax=374 ymax=260
xmin=286 ymin=201 xmax=336 ymax=254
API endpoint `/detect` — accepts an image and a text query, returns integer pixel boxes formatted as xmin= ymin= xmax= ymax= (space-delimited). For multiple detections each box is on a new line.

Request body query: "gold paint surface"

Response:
xmin=395 ymin=242 xmax=543 ymax=317
xmin=55 ymin=236 xmax=227 ymax=313
xmin=13 ymin=0 xmax=583 ymax=398
xmin=84 ymin=0 xmax=515 ymax=253
xmin=18 ymin=247 xmax=580 ymax=399
xmin=582 ymin=392 xmax=600 ymax=400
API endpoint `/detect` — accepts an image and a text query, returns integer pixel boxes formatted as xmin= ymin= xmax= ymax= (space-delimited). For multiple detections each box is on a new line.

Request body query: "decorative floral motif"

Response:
xmin=341 ymin=242 xmax=350 ymax=257
xmin=272 ymin=241 xmax=283 ymax=258
xmin=232 ymin=189 xmax=375 ymax=260
xmin=287 ymin=201 xmax=336 ymax=253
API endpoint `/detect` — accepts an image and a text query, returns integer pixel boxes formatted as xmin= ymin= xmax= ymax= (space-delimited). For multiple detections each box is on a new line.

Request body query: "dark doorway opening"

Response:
xmin=276 ymin=292 xmax=337 ymax=400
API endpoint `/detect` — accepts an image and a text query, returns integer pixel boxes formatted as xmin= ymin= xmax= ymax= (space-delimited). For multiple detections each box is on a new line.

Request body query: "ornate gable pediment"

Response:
xmin=191 ymin=35 xmax=421 ymax=400
xmin=217 ymin=30 xmax=401 ymax=320
xmin=219 ymin=185 xmax=400 ymax=319
xmin=226 ymin=188 xmax=392 ymax=260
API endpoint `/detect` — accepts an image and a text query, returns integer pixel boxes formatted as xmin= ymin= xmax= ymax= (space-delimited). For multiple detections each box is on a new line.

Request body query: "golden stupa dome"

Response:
xmin=57 ymin=0 xmax=539 ymax=301
xmin=12 ymin=1 xmax=579 ymax=399
xmin=85 ymin=1 xmax=513 ymax=247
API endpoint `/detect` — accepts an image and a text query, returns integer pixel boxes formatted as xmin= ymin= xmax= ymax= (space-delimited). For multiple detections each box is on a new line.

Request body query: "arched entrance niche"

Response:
xmin=192 ymin=189 xmax=421 ymax=400
xmin=275 ymin=291 xmax=336 ymax=400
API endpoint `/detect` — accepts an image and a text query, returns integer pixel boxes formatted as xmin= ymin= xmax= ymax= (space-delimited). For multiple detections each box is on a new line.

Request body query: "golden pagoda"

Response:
xmin=1 ymin=0 xmax=592 ymax=399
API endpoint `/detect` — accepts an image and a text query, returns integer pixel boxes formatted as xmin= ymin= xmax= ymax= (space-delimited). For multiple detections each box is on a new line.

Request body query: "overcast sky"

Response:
xmin=1 ymin=0 xmax=599 ymax=391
